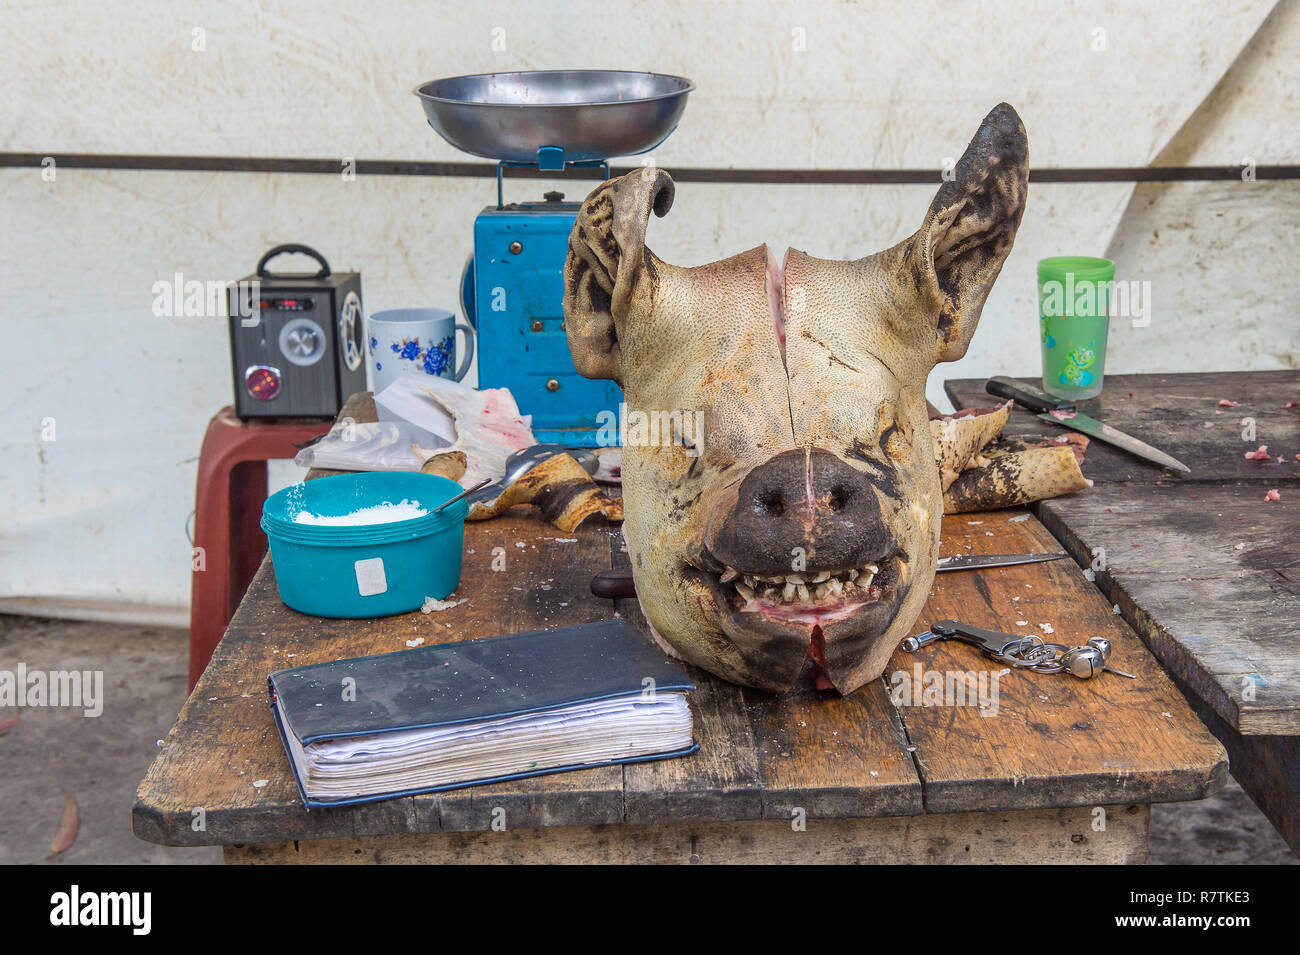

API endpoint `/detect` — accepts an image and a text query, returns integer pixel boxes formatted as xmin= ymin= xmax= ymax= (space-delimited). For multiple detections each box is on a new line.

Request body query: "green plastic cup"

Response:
xmin=1037 ymin=256 xmax=1114 ymax=400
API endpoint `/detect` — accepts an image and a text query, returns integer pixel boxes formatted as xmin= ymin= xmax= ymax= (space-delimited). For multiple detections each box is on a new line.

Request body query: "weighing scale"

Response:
xmin=415 ymin=70 xmax=693 ymax=445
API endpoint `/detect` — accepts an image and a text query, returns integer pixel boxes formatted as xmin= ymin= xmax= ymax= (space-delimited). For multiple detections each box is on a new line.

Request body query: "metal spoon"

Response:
xmin=464 ymin=444 xmax=601 ymax=506
xmin=433 ymin=477 xmax=493 ymax=513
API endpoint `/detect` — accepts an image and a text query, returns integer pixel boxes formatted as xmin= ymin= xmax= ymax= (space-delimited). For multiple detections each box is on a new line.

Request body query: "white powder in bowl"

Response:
xmin=293 ymin=498 xmax=428 ymax=527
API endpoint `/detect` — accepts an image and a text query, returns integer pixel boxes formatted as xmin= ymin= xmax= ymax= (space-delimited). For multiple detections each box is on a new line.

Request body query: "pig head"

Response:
xmin=563 ymin=104 xmax=1029 ymax=694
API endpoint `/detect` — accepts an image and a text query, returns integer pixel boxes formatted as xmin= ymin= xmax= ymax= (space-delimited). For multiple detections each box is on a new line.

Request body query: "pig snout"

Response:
xmin=706 ymin=448 xmax=899 ymax=575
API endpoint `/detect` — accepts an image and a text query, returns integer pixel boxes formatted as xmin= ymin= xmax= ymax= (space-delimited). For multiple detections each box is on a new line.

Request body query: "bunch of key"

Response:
xmin=902 ymin=619 xmax=1136 ymax=680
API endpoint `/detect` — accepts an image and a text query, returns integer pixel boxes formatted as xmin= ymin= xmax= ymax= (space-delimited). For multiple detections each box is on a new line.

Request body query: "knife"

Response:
xmin=936 ymin=551 xmax=1068 ymax=571
xmin=986 ymin=376 xmax=1191 ymax=474
xmin=590 ymin=551 xmax=1070 ymax=599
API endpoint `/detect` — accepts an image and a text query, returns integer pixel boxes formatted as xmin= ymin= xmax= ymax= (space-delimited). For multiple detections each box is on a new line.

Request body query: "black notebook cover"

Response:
xmin=268 ymin=618 xmax=698 ymax=807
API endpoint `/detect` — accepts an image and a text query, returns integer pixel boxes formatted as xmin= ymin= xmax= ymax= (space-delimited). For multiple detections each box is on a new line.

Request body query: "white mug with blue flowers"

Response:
xmin=366 ymin=308 xmax=476 ymax=393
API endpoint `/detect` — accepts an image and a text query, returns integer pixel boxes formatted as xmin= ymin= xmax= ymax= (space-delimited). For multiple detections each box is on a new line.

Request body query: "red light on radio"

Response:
xmin=245 ymin=365 xmax=282 ymax=401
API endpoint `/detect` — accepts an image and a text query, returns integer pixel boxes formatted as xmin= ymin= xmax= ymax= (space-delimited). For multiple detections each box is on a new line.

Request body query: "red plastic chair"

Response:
xmin=188 ymin=407 xmax=331 ymax=689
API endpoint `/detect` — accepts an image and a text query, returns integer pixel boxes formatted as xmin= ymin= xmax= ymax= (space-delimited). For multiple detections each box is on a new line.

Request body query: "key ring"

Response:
xmin=903 ymin=620 xmax=1137 ymax=680
xmin=1016 ymin=642 xmax=1071 ymax=671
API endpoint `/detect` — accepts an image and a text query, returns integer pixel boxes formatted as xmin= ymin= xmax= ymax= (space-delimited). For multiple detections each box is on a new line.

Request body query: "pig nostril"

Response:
xmin=827 ymin=484 xmax=854 ymax=511
xmin=756 ymin=489 xmax=786 ymax=518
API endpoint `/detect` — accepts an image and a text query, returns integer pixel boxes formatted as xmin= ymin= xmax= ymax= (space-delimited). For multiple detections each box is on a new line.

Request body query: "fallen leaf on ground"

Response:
xmin=49 ymin=795 xmax=78 ymax=855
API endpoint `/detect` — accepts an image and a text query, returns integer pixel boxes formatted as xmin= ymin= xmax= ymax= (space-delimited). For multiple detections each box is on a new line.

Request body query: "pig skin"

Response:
xmin=564 ymin=104 xmax=1033 ymax=694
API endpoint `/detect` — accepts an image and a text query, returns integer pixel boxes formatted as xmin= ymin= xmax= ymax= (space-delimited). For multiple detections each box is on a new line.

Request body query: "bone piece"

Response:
xmin=418 ymin=449 xmax=467 ymax=481
xmin=466 ymin=453 xmax=622 ymax=531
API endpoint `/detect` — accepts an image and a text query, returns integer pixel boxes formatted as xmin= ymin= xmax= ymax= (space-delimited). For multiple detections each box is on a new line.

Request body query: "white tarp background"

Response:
xmin=1 ymin=0 xmax=1297 ymax=624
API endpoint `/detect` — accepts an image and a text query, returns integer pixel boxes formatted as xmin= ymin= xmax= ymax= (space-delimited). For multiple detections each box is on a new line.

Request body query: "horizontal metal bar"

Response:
xmin=1 ymin=152 xmax=1296 ymax=183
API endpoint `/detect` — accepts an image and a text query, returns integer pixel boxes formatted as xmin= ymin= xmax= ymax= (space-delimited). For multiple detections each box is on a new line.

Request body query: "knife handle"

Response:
xmin=591 ymin=569 xmax=637 ymax=599
xmin=986 ymin=376 xmax=1075 ymax=413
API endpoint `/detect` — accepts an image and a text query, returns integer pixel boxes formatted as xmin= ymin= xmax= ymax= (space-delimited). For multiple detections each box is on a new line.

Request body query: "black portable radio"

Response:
xmin=226 ymin=244 xmax=365 ymax=419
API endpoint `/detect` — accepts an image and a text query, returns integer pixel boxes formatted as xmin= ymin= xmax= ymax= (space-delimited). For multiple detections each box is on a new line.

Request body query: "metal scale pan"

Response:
xmin=414 ymin=70 xmax=694 ymax=165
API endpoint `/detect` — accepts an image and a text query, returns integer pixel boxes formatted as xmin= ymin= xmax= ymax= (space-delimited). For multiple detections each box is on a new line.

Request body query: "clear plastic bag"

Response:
xmin=293 ymin=420 xmax=433 ymax=472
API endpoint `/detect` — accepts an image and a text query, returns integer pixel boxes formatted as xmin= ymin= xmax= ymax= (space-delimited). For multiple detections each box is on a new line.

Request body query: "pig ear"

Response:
xmin=563 ymin=169 xmax=675 ymax=383
xmin=908 ymin=103 xmax=1028 ymax=364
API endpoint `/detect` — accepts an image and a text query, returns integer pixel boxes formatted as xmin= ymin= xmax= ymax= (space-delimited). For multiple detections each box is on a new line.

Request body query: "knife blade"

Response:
xmin=1033 ymin=410 xmax=1191 ymax=473
xmin=936 ymin=551 xmax=1068 ymax=571
xmin=590 ymin=551 xmax=1070 ymax=598
xmin=986 ymin=376 xmax=1191 ymax=474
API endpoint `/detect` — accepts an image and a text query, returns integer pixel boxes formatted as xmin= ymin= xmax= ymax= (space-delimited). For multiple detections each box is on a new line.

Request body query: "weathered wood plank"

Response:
xmin=945 ymin=370 xmax=1300 ymax=485
xmin=1037 ymin=481 xmax=1300 ymax=850
xmin=1038 ymin=483 xmax=1299 ymax=734
xmin=1173 ymin=674 xmax=1300 ymax=855
xmin=740 ymin=679 xmax=922 ymax=820
xmin=890 ymin=508 xmax=1228 ymax=814
xmin=223 ymin=803 xmax=1150 ymax=865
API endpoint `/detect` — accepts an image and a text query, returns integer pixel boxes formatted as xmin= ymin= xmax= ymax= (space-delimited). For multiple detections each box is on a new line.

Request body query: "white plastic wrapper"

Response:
xmin=293 ymin=421 xmax=431 ymax=472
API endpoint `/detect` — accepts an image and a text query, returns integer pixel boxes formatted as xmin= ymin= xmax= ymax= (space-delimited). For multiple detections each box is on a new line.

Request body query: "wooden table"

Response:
xmin=947 ymin=370 xmax=1300 ymax=852
xmin=947 ymin=370 xmax=1300 ymax=485
xmin=134 ymin=394 xmax=1226 ymax=864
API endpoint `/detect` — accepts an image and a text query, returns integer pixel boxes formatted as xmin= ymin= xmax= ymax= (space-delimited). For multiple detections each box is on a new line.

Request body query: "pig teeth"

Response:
xmin=829 ymin=578 xmax=843 ymax=595
xmin=735 ymin=582 xmax=756 ymax=601
xmin=812 ymin=572 xmax=830 ymax=583
xmin=848 ymin=569 xmax=859 ymax=581
xmin=795 ymin=583 xmax=809 ymax=601
xmin=744 ymin=575 xmax=756 ymax=588
xmin=786 ymin=573 xmax=805 ymax=584
xmin=720 ymin=569 xmax=738 ymax=583
xmin=814 ymin=582 xmax=829 ymax=600
xmin=864 ymin=563 xmax=879 ymax=574
xmin=783 ymin=581 xmax=796 ymax=601
xmin=860 ymin=571 xmax=876 ymax=589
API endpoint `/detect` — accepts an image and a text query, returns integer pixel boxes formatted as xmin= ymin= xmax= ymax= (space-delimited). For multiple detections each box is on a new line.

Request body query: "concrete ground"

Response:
xmin=0 ymin=613 xmax=1294 ymax=865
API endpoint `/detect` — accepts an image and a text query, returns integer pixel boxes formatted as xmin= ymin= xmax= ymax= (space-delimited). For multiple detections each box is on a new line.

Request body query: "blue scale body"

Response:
xmin=464 ymin=195 xmax=622 ymax=446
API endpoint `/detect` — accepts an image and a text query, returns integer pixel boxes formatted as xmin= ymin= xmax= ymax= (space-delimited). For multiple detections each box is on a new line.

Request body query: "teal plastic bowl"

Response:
xmin=261 ymin=472 xmax=468 ymax=618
